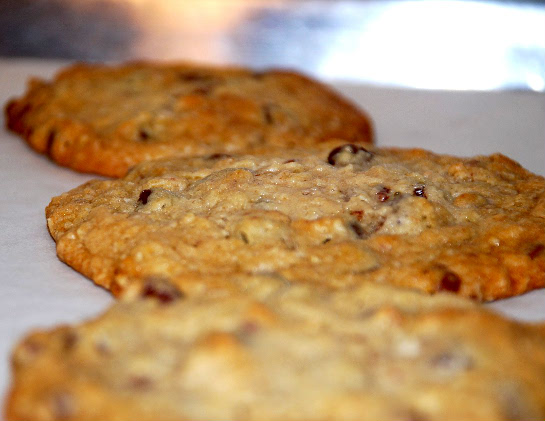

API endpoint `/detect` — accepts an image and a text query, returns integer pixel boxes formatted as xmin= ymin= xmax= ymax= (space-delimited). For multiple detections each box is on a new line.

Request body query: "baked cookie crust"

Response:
xmin=6 ymin=282 xmax=545 ymax=421
xmin=5 ymin=62 xmax=372 ymax=177
xmin=45 ymin=143 xmax=545 ymax=301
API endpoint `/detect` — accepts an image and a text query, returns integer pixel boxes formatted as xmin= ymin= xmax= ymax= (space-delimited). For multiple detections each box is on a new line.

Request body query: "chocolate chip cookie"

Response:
xmin=6 ymin=282 xmax=545 ymax=420
xmin=45 ymin=142 xmax=545 ymax=301
xmin=5 ymin=62 xmax=372 ymax=177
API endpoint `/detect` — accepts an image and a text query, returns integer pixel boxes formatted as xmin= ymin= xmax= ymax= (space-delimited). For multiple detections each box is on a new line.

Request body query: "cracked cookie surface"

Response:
xmin=5 ymin=62 xmax=372 ymax=177
xmin=45 ymin=143 xmax=545 ymax=301
xmin=6 ymin=282 xmax=545 ymax=421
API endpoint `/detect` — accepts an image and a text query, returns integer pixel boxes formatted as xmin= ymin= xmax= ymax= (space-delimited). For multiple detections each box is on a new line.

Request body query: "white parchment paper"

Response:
xmin=1 ymin=59 xmax=544 ymax=413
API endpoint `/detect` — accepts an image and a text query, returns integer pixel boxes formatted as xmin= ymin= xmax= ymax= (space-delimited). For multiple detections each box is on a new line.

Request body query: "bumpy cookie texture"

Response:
xmin=5 ymin=62 xmax=372 ymax=177
xmin=46 ymin=143 xmax=545 ymax=301
xmin=6 ymin=282 xmax=545 ymax=421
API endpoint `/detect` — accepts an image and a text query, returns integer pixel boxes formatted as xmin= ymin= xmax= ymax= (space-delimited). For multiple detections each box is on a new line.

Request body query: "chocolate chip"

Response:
xmin=194 ymin=84 xmax=216 ymax=95
xmin=349 ymin=210 xmax=364 ymax=221
xmin=62 ymin=330 xmax=78 ymax=351
xmin=439 ymin=271 xmax=462 ymax=292
xmin=349 ymin=221 xmax=367 ymax=239
xmin=413 ymin=185 xmax=427 ymax=198
xmin=529 ymin=244 xmax=544 ymax=260
xmin=6 ymin=102 xmax=31 ymax=131
xmin=376 ymin=187 xmax=391 ymax=202
xmin=21 ymin=339 xmax=43 ymax=357
xmin=138 ymin=129 xmax=150 ymax=141
xmin=45 ymin=129 xmax=56 ymax=154
xmin=262 ymin=104 xmax=274 ymax=124
xmin=138 ymin=189 xmax=152 ymax=205
xmin=327 ymin=144 xmax=373 ymax=167
xmin=207 ymin=153 xmax=232 ymax=160
xmin=178 ymin=72 xmax=212 ymax=82
xmin=466 ymin=159 xmax=481 ymax=167
xmin=283 ymin=159 xmax=297 ymax=164
xmin=11 ymin=101 xmax=30 ymax=118
xmin=141 ymin=277 xmax=184 ymax=304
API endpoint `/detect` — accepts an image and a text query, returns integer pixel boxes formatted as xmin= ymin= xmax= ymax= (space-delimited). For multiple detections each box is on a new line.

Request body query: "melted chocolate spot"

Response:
xmin=138 ymin=129 xmax=150 ymax=141
xmin=45 ymin=129 xmax=56 ymax=154
xmin=413 ymin=185 xmax=427 ymax=198
xmin=529 ymin=244 xmax=544 ymax=260
xmin=207 ymin=153 xmax=232 ymax=160
xmin=376 ymin=187 xmax=391 ymax=202
xmin=262 ymin=104 xmax=274 ymax=124
xmin=138 ymin=189 xmax=152 ymax=205
xmin=327 ymin=144 xmax=373 ymax=166
xmin=284 ymin=159 xmax=297 ymax=164
xmin=178 ymin=72 xmax=212 ymax=82
xmin=141 ymin=278 xmax=184 ymax=304
xmin=350 ymin=210 xmax=365 ymax=221
xmin=439 ymin=271 xmax=462 ymax=292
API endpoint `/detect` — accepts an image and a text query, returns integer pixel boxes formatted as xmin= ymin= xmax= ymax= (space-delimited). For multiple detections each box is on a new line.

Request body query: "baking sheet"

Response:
xmin=1 ymin=58 xmax=544 ymax=413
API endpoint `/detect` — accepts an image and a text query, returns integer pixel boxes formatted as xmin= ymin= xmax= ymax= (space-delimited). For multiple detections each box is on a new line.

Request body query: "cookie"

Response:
xmin=5 ymin=62 xmax=372 ymax=177
xmin=45 ymin=142 xmax=545 ymax=301
xmin=6 ymin=282 xmax=545 ymax=421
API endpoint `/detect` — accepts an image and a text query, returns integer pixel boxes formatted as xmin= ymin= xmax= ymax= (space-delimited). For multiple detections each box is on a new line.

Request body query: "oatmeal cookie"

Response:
xmin=6 ymin=282 xmax=545 ymax=420
xmin=45 ymin=143 xmax=545 ymax=301
xmin=5 ymin=62 xmax=372 ymax=177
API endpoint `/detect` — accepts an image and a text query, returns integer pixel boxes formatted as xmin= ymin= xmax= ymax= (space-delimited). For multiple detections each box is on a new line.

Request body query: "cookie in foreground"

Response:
xmin=45 ymin=142 xmax=545 ymax=301
xmin=6 ymin=281 xmax=545 ymax=421
xmin=5 ymin=62 xmax=372 ymax=177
